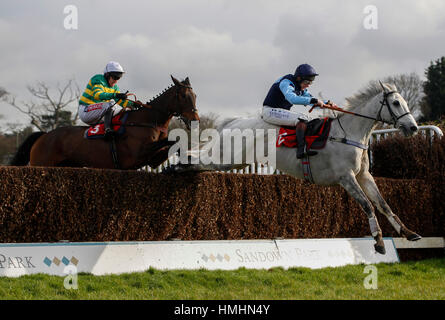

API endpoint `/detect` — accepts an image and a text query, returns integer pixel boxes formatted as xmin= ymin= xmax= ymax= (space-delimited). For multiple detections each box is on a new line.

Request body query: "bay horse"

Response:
xmin=173 ymin=82 xmax=422 ymax=254
xmin=10 ymin=76 xmax=199 ymax=170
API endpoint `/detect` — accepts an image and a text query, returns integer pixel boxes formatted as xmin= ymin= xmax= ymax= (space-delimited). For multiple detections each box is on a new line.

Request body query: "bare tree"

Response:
xmin=0 ymin=87 xmax=9 ymax=122
xmin=0 ymin=87 xmax=7 ymax=99
xmin=1 ymin=79 xmax=80 ymax=131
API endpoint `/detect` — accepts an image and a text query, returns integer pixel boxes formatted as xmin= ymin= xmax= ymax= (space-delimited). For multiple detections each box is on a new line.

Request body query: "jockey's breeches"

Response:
xmin=78 ymin=101 xmax=123 ymax=125
xmin=261 ymin=106 xmax=315 ymax=126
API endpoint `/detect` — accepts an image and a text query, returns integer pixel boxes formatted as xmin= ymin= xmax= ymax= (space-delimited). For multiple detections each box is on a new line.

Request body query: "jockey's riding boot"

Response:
xmin=103 ymin=108 xmax=115 ymax=139
xmin=296 ymin=121 xmax=317 ymax=159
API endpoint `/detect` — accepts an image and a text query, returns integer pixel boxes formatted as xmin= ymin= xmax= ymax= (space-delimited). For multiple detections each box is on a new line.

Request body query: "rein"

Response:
xmin=326 ymin=90 xmax=413 ymax=150
xmin=312 ymin=91 xmax=411 ymax=126
xmin=312 ymin=104 xmax=381 ymax=122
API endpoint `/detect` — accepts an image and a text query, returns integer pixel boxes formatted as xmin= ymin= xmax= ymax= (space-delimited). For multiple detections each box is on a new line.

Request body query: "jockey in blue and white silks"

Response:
xmin=262 ymin=64 xmax=333 ymax=158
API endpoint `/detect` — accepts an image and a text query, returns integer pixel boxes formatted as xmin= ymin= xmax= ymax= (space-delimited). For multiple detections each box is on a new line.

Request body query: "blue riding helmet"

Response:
xmin=294 ymin=64 xmax=319 ymax=81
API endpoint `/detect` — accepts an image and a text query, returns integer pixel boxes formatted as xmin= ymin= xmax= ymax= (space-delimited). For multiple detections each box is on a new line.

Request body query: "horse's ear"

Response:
xmin=171 ymin=75 xmax=180 ymax=86
xmin=184 ymin=77 xmax=190 ymax=85
xmin=390 ymin=83 xmax=398 ymax=92
xmin=379 ymin=80 xmax=388 ymax=93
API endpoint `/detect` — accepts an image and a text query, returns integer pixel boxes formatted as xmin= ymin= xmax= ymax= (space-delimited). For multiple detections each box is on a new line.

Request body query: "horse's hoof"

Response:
xmin=164 ymin=164 xmax=193 ymax=173
xmin=374 ymin=244 xmax=386 ymax=255
xmin=407 ymin=233 xmax=422 ymax=241
xmin=161 ymin=166 xmax=179 ymax=174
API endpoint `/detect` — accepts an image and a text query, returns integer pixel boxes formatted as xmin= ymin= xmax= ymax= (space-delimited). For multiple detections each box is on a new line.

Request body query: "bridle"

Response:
xmin=332 ymin=90 xmax=414 ymax=146
xmin=171 ymin=83 xmax=198 ymax=117
xmin=330 ymin=90 xmax=413 ymax=127
xmin=126 ymin=83 xmax=197 ymax=130
xmin=376 ymin=90 xmax=411 ymax=126
xmin=170 ymin=83 xmax=198 ymax=129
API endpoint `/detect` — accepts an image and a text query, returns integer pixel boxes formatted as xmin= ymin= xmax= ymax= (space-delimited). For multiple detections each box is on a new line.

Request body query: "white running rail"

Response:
xmin=368 ymin=125 xmax=443 ymax=168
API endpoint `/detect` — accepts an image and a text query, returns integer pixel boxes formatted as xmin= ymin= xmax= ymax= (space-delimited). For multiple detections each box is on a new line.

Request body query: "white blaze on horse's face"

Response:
xmin=382 ymin=84 xmax=418 ymax=137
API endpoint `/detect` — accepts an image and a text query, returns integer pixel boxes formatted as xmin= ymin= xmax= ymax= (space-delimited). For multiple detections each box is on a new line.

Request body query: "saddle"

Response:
xmin=276 ymin=117 xmax=333 ymax=150
xmin=84 ymin=112 xmax=129 ymax=139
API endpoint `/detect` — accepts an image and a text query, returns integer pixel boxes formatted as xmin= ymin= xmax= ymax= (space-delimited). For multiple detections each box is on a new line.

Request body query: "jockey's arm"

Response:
xmin=115 ymin=94 xmax=136 ymax=109
xmin=279 ymin=79 xmax=330 ymax=109
xmin=91 ymin=82 xmax=115 ymax=101
xmin=92 ymin=84 xmax=135 ymax=109
xmin=279 ymin=79 xmax=319 ymax=107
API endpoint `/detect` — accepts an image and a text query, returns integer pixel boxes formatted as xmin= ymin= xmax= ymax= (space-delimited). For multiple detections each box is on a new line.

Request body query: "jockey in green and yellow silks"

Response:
xmin=78 ymin=61 xmax=136 ymax=137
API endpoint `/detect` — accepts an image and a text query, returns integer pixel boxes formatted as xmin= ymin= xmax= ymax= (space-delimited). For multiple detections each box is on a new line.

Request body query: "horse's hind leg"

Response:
xmin=357 ymin=171 xmax=421 ymax=241
xmin=29 ymin=134 xmax=65 ymax=166
xmin=339 ymin=173 xmax=386 ymax=254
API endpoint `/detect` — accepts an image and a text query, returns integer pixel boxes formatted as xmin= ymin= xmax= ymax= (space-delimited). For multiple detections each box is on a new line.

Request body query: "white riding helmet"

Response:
xmin=104 ymin=61 xmax=125 ymax=74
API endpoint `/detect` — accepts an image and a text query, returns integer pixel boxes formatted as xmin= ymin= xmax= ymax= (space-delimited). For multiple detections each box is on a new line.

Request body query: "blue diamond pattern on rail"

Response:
xmin=43 ymin=256 xmax=79 ymax=267
xmin=43 ymin=257 xmax=52 ymax=267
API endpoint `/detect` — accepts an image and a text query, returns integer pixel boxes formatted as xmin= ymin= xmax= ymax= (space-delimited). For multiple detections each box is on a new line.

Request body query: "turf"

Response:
xmin=0 ymin=258 xmax=443 ymax=300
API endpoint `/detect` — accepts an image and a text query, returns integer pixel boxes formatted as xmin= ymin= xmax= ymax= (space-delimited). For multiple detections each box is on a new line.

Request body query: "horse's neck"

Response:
xmin=334 ymin=95 xmax=381 ymax=144
xmin=137 ymin=94 xmax=174 ymax=127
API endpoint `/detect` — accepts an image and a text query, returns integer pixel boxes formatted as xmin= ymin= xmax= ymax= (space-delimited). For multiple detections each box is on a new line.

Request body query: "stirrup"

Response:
xmin=296 ymin=147 xmax=305 ymax=159
xmin=297 ymin=146 xmax=317 ymax=159
xmin=104 ymin=128 xmax=115 ymax=138
xmin=307 ymin=150 xmax=318 ymax=156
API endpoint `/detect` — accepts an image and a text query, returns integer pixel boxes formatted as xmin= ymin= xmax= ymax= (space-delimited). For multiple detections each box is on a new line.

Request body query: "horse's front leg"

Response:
xmin=356 ymin=170 xmax=422 ymax=241
xmin=146 ymin=146 xmax=171 ymax=169
xmin=339 ymin=172 xmax=386 ymax=254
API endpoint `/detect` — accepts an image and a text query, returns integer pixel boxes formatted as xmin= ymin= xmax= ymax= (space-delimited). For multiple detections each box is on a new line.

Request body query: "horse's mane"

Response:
xmin=345 ymin=81 xmax=397 ymax=110
xmin=146 ymin=84 xmax=175 ymax=105
xmin=216 ymin=117 xmax=238 ymax=131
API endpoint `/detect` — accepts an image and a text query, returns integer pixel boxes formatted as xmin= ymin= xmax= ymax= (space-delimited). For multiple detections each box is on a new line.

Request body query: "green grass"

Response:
xmin=0 ymin=258 xmax=443 ymax=300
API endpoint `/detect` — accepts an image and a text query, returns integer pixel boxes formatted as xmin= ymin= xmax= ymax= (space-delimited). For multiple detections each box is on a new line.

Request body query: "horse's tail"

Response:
xmin=9 ymin=132 xmax=46 ymax=166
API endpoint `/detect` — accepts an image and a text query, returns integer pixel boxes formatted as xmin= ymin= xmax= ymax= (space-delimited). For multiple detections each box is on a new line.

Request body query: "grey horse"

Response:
xmin=171 ymin=82 xmax=422 ymax=254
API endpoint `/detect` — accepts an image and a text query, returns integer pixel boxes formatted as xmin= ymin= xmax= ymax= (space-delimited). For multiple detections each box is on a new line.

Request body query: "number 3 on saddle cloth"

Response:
xmin=84 ymin=112 xmax=130 ymax=139
xmin=276 ymin=117 xmax=333 ymax=150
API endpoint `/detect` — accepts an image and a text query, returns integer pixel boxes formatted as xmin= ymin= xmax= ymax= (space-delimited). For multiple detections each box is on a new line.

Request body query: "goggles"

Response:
xmin=109 ymin=72 xmax=123 ymax=80
xmin=302 ymin=75 xmax=316 ymax=81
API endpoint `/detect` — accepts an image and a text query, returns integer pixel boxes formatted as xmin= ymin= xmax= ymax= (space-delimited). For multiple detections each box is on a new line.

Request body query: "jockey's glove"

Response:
xmin=115 ymin=93 xmax=127 ymax=100
xmin=310 ymin=98 xmax=320 ymax=105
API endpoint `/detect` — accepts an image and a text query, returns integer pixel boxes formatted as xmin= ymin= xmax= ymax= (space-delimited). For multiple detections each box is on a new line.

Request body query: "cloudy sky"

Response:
xmin=1 ymin=0 xmax=444 ymax=129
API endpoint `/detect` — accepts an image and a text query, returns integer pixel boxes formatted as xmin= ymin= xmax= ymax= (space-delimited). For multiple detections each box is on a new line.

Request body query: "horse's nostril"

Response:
xmin=411 ymin=126 xmax=418 ymax=132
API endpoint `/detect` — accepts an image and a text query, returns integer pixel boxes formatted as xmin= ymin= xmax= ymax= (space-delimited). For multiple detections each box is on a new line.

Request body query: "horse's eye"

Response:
xmin=393 ymin=100 xmax=400 ymax=107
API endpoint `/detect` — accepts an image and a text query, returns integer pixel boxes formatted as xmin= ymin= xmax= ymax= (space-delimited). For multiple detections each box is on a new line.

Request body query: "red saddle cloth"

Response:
xmin=276 ymin=117 xmax=332 ymax=150
xmin=85 ymin=113 xmax=129 ymax=139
